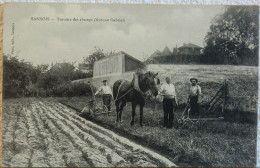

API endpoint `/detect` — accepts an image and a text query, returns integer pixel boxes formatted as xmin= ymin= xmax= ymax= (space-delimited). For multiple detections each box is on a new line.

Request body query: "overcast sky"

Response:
xmin=3 ymin=3 xmax=225 ymax=65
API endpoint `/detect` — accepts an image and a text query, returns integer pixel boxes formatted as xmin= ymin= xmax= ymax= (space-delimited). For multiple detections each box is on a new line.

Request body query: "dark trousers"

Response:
xmin=103 ymin=94 xmax=112 ymax=111
xmin=163 ymin=98 xmax=175 ymax=128
xmin=190 ymin=96 xmax=199 ymax=115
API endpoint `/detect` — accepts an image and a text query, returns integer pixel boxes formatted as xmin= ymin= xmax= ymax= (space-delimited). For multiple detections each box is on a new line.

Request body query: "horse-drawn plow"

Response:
xmin=80 ymin=98 xmax=115 ymax=116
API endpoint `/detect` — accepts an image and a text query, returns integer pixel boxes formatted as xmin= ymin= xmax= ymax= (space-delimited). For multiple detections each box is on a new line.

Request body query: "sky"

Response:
xmin=3 ymin=3 xmax=225 ymax=65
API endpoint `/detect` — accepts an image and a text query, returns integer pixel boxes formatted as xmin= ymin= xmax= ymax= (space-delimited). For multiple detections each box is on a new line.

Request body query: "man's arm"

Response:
xmin=158 ymin=84 xmax=164 ymax=95
xmin=95 ymin=87 xmax=102 ymax=95
xmin=187 ymin=87 xmax=191 ymax=103
xmin=198 ymin=85 xmax=202 ymax=96
xmin=173 ymin=85 xmax=178 ymax=105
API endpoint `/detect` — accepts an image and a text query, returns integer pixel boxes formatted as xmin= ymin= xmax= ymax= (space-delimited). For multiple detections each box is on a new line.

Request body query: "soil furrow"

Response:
xmin=30 ymin=103 xmax=66 ymax=167
xmin=37 ymin=104 xmax=91 ymax=167
xmin=43 ymin=102 xmax=132 ymax=167
xmin=52 ymin=101 xmax=176 ymax=167
xmin=49 ymin=101 xmax=158 ymax=166
xmin=3 ymin=98 xmax=177 ymax=167
xmin=40 ymin=104 xmax=112 ymax=167
xmin=9 ymin=107 xmax=32 ymax=167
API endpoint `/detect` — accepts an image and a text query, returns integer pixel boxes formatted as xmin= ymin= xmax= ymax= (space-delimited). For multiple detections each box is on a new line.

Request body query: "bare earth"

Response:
xmin=2 ymin=98 xmax=176 ymax=167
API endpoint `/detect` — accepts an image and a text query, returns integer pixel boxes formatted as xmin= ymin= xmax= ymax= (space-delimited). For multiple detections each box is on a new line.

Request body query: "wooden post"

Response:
xmin=222 ymin=80 xmax=228 ymax=115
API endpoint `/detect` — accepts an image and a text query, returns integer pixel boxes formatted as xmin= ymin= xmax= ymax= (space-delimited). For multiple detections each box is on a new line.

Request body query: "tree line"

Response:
xmin=3 ymin=47 xmax=115 ymax=98
xmin=3 ymin=54 xmax=92 ymax=98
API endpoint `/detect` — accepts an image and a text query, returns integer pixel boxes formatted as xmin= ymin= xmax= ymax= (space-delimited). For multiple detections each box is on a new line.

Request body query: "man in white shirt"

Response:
xmin=95 ymin=80 xmax=113 ymax=112
xmin=159 ymin=77 xmax=178 ymax=128
xmin=188 ymin=78 xmax=202 ymax=116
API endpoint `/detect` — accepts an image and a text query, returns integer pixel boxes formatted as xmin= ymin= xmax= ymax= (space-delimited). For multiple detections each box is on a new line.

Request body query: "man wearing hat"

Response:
xmin=159 ymin=77 xmax=178 ymax=128
xmin=188 ymin=78 xmax=202 ymax=116
xmin=95 ymin=80 xmax=113 ymax=112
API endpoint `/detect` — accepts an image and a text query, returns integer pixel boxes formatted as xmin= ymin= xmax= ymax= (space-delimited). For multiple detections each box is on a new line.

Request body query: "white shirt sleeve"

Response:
xmin=172 ymin=85 xmax=176 ymax=97
xmin=95 ymin=86 xmax=102 ymax=95
xmin=158 ymin=84 xmax=164 ymax=94
xmin=198 ymin=85 xmax=202 ymax=95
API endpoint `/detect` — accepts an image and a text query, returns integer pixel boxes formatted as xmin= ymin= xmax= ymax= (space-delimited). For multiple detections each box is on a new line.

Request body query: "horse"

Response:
xmin=113 ymin=71 xmax=160 ymax=126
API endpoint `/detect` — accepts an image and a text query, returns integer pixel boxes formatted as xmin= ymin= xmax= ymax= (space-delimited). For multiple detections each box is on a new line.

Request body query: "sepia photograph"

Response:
xmin=2 ymin=2 xmax=259 ymax=167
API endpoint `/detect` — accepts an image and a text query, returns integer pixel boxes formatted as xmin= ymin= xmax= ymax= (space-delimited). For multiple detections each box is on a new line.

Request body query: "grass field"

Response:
xmin=81 ymin=64 xmax=258 ymax=108
xmin=146 ymin=64 xmax=258 ymax=105
xmin=58 ymin=96 xmax=257 ymax=167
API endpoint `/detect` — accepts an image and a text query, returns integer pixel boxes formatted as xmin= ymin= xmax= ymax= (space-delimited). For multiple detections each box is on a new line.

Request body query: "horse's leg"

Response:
xmin=140 ymin=105 xmax=144 ymax=126
xmin=115 ymin=100 xmax=120 ymax=122
xmin=139 ymin=101 xmax=145 ymax=127
xmin=119 ymin=100 xmax=126 ymax=123
xmin=130 ymin=102 xmax=137 ymax=126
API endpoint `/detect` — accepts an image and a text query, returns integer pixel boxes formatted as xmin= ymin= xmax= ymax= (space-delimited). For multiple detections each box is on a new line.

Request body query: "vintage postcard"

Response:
xmin=2 ymin=2 xmax=259 ymax=167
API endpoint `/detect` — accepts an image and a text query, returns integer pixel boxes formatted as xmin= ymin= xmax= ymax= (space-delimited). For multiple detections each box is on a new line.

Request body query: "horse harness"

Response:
xmin=114 ymin=74 xmax=154 ymax=101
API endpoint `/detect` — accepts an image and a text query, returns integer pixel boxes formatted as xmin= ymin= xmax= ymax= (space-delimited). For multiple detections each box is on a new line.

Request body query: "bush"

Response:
xmin=52 ymin=83 xmax=72 ymax=97
xmin=70 ymin=83 xmax=92 ymax=97
xmin=50 ymin=82 xmax=91 ymax=97
xmin=3 ymin=55 xmax=40 ymax=98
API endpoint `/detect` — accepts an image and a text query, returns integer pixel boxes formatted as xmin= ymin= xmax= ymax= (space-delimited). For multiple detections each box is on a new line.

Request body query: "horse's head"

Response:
xmin=141 ymin=71 xmax=160 ymax=97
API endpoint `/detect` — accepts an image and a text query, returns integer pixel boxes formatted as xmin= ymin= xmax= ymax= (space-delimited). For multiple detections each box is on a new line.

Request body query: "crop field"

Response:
xmin=2 ymin=98 xmax=176 ymax=167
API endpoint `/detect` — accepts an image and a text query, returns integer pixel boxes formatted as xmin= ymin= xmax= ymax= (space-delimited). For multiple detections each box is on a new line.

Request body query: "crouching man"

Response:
xmin=159 ymin=77 xmax=178 ymax=129
xmin=95 ymin=80 xmax=113 ymax=113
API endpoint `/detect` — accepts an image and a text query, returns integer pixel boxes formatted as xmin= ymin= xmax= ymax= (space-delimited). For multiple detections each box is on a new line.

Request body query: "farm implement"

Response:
xmin=80 ymin=98 xmax=114 ymax=116
xmin=81 ymin=83 xmax=115 ymax=116
xmin=177 ymin=81 xmax=227 ymax=127
xmin=81 ymin=80 xmax=133 ymax=117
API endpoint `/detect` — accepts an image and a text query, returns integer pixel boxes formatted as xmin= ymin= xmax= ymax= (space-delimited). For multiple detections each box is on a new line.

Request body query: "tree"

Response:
xmin=37 ymin=62 xmax=76 ymax=89
xmin=83 ymin=47 xmax=106 ymax=75
xmin=49 ymin=62 xmax=75 ymax=81
xmin=3 ymin=54 xmax=40 ymax=98
xmin=203 ymin=6 xmax=258 ymax=65
xmin=82 ymin=47 xmax=116 ymax=76
xmin=37 ymin=64 xmax=49 ymax=73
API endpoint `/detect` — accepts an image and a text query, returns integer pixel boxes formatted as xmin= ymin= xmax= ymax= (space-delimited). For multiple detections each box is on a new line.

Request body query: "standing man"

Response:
xmin=95 ymin=80 xmax=113 ymax=112
xmin=188 ymin=78 xmax=202 ymax=116
xmin=159 ymin=77 xmax=178 ymax=128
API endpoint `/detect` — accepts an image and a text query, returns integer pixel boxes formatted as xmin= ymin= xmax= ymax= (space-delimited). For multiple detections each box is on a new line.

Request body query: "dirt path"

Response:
xmin=2 ymin=98 xmax=177 ymax=167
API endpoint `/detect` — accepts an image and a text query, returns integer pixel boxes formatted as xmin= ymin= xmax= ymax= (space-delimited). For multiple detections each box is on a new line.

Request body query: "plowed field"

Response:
xmin=2 ymin=98 xmax=176 ymax=167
